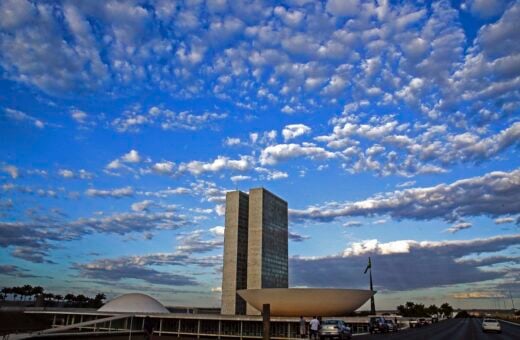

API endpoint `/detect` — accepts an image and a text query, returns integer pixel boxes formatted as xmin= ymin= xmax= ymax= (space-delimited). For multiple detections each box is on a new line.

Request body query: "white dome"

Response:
xmin=98 ymin=293 xmax=169 ymax=314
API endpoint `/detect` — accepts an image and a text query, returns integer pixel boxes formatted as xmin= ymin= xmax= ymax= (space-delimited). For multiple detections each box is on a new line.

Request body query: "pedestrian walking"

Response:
xmin=299 ymin=316 xmax=306 ymax=338
xmin=309 ymin=316 xmax=320 ymax=340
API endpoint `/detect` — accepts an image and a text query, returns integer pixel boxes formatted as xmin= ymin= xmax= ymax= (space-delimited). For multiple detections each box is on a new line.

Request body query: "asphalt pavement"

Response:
xmin=355 ymin=318 xmax=519 ymax=340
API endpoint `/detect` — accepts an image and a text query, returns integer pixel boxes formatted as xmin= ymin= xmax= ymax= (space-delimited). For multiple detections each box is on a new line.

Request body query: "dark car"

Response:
xmin=319 ymin=320 xmax=352 ymax=340
xmin=369 ymin=316 xmax=389 ymax=334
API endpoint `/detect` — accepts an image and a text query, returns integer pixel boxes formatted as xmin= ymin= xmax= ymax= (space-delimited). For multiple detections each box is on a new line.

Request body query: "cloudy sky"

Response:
xmin=1 ymin=0 xmax=519 ymax=310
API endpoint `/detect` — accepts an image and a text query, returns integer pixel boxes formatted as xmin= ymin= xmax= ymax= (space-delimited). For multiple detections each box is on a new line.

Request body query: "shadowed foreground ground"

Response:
xmin=0 ymin=311 xmax=53 ymax=336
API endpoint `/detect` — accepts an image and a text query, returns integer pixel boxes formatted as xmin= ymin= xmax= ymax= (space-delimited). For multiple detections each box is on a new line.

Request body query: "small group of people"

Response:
xmin=299 ymin=316 xmax=322 ymax=339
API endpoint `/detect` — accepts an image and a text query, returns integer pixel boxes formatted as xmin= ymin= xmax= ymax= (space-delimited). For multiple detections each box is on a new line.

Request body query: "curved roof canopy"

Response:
xmin=237 ymin=288 xmax=374 ymax=317
xmin=98 ymin=293 xmax=169 ymax=314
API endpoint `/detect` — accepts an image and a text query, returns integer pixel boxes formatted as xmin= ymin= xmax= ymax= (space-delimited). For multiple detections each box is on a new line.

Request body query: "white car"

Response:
xmin=482 ymin=318 xmax=501 ymax=333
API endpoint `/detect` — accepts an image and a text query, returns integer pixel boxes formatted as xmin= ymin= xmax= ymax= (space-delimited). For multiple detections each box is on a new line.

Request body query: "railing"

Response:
xmin=16 ymin=311 xmax=379 ymax=339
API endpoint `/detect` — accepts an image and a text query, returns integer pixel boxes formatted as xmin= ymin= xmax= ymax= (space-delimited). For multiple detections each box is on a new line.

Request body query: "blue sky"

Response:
xmin=0 ymin=0 xmax=519 ymax=310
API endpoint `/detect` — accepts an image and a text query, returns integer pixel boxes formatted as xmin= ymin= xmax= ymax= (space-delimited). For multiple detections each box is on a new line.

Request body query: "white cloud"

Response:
xmin=396 ymin=181 xmax=416 ymax=188
xmin=86 ymin=186 xmax=134 ymax=198
xmin=151 ymin=161 xmax=175 ymax=174
xmin=291 ymin=168 xmax=520 ymax=224
xmin=209 ymin=226 xmax=225 ymax=237
xmin=78 ymin=169 xmax=94 ymax=179
xmin=230 ymin=175 xmax=251 ymax=182
xmin=4 ymin=108 xmax=45 ymax=129
xmin=494 ymin=217 xmax=515 ymax=224
xmin=138 ymin=187 xmax=191 ymax=198
xmin=215 ymin=204 xmax=225 ymax=216
xmin=106 ymin=150 xmax=143 ymax=171
xmin=343 ymin=221 xmax=362 ymax=227
xmin=267 ymin=170 xmax=288 ymax=180
xmin=282 ymin=124 xmax=312 ymax=141
xmin=112 ymin=106 xmax=228 ymax=133
xmin=106 ymin=159 xmax=122 ymax=170
xmin=224 ymin=137 xmax=241 ymax=146
xmin=260 ymin=143 xmax=336 ymax=165
xmin=131 ymin=200 xmax=154 ymax=212
xmin=446 ymin=222 xmax=472 ymax=233
xmin=453 ymin=291 xmax=506 ymax=299
xmin=58 ymin=169 xmax=74 ymax=178
xmin=2 ymin=165 xmax=19 ymax=179
xmin=281 ymin=105 xmax=295 ymax=114
xmin=1 ymin=208 xmax=190 ymax=262
xmin=179 ymin=155 xmax=254 ymax=175
xmin=325 ymin=0 xmax=359 ymax=17
xmin=469 ymin=0 xmax=508 ymax=18
xmin=121 ymin=149 xmax=141 ymax=163
xmin=292 ymin=234 xmax=520 ymax=291
xmin=71 ymin=109 xmax=88 ymax=123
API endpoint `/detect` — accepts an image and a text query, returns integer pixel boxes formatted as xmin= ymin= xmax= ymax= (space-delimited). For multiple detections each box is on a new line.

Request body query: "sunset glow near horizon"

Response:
xmin=0 ymin=0 xmax=519 ymax=310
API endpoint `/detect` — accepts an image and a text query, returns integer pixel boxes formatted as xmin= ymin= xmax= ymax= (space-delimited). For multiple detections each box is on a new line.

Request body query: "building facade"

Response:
xmin=221 ymin=188 xmax=288 ymax=315
xmin=221 ymin=191 xmax=250 ymax=315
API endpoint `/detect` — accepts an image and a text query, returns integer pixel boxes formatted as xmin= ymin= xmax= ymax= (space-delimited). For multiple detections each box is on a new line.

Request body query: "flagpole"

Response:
xmin=369 ymin=258 xmax=376 ymax=315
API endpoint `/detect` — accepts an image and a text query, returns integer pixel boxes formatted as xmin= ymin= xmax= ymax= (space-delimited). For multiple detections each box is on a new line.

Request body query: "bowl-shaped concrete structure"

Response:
xmin=237 ymin=288 xmax=374 ymax=317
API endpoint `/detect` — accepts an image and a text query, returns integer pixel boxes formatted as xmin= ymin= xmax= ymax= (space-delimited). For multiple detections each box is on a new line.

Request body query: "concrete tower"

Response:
xmin=221 ymin=188 xmax=288 ymax=315
xmin=246 ymin=188 xmax=288 ymax=315
xmin=221 ymin=191 xmax=249 ymax=315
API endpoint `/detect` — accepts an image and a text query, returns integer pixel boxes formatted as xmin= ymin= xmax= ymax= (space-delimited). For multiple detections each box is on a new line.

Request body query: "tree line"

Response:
xmin=1 ymin=285 xmax=106 ymax=308
xmin=397 ymin=301 xmax=454 ymax=317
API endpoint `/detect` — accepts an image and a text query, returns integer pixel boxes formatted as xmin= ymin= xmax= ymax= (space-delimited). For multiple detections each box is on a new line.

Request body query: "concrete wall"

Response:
xmin=246 ymin=189 xmax=263 ymax=315
xmin=221 ymin=191 xmax=249 ymax=315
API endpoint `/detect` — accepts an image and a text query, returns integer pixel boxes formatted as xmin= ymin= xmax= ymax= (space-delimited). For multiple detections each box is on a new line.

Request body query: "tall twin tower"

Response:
xmin=221 ymin=188 xmax=288 ymax=315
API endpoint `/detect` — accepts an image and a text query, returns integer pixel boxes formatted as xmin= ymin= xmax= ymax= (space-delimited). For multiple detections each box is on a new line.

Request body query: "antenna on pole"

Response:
xmin=363 ymin=257 xmax=376 ymax=314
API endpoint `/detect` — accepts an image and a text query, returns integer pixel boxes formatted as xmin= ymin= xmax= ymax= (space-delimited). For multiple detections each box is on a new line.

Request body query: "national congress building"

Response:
xmin=221 ymin=188 xmax=288 ymax=315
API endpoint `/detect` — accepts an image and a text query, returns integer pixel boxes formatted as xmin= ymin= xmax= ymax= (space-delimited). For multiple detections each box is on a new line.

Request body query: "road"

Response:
xmin=355 ymin=318 xmax=519 ymax=340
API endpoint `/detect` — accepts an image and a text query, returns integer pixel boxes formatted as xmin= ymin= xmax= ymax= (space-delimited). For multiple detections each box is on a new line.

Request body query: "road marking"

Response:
xmin=498 ymin=319 xmax=520 ymax=327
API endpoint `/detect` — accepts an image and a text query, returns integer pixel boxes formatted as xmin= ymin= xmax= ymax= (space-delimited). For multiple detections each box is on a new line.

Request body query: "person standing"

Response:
xmin=309 ymin=316 xmax=320 ymax=340
xmin=299 ymin=316 xmax=306 ymax=338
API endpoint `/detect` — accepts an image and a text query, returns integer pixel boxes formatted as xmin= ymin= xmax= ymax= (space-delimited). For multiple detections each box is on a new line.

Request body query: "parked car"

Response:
xmin=369 ymin=316 xmax=389 ymax=334
xmin=482 ymin=318 xmax=501 ymax=333
xmin=319 ymin=320 xmax=352 ymax=340
xmin=417 ymin=318 xmax=427 ymax=327
xmin=409 ymin=318 xmax=417 ymax=328
xmin=384 ymin=319 xmax=398 ymax=332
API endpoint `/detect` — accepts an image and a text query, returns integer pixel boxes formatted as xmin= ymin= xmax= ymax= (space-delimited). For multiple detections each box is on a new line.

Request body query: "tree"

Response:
xmin=22 ymin=285 xmax=33 ymax=301
xmin=440 ymin=303 xmax=454 ymax=318
xmin=44 ymin=293 xmax=54 ymax=303
xmin=12 ymin=286 xmax=22 ymax=301
xmin=93 ymin=293 xmax=106 ymax=308
xmin=397 ymin=301 xmax=428 ymax=317
xmin=32 ymin=286 xmax=44 ymax=299
xmin=426 ymin=304 xmax=439 ymax=316
xmin=65 ymin=293 xmax=75 ymax=306
xmin=455 ymin=310 xmax=470 ymax=318
xmin=75 ymin=294 xmax=88 ymax=307
xmin=1 ymin=287 xmax=11 ymax=300
xmin=54 ymin=294 xmax=63 ymax=304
